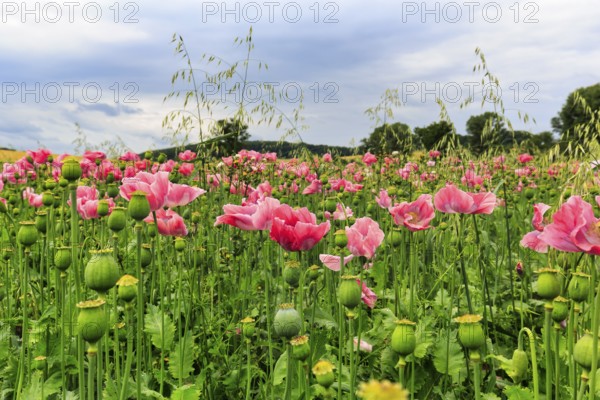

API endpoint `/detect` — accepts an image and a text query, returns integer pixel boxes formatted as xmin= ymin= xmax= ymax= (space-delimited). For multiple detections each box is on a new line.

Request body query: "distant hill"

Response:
xmin=150 ymin=140 xmax=356 ymax=160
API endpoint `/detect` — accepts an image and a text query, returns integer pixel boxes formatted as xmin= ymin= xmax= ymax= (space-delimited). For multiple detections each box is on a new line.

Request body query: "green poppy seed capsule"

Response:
xmin=386 ymin=229 xmax=402 ymax=247
xmin=391 ymin=319 xmax=417 ymax=356
xmin=536 ymin=268 xmax=561 ymax=300
xmin=59 ymin=178 xmax=68 ymax=188
xmin=108 ymin=207 xmax=127 ymax=232
xmin=273 ymin=303 xmax=302 ymax=339
xmin=141 ymin=244 xmax=153 ymax=268
xmin=157 ymin=153 xmax=167 ymax=163
xmin=77 ymin=299 xmax=108 ymax=347
xmin=174 ymin=237 xmax=186 ymax=252
xmin=33 ymin=356 xmax=47 ymax=371
xmin=552 ymin=296 xmax=570 ymax=322
xmin=568 ymin=272 xmax=591 ymax=303
xmin=34 ymin=212 xmax=47 ymax=234
xmin=283 ymin=261 xmax=301 ymax=288
xmin=107 ymin=183 xmax=119 ymax=198
xmin=84 ymin=249 xmax=120 ymax=294
xmin=116 ymin=274 xmax=139 ymax=303
xmin=241 ymin=317 xmax=256 ymax=338
xmin=308 ymin=265 xmax=320 ymax=281
xmin=312 ymin=360 xmax=335 ymax=388
xmin=455 ymin=315 xmax=485 ymax=351
xmin=17 ymin=221 xmax=38 ymax=247
xmin=97 ymin=200 xmax=110 ymax=217
xmin=291 ymin=335 xmax=310 ymax=361
xmin=128 ymin=191 xmax=150 ymax=221
xmin=54 ymin=246 xmax=72 ymax=271
xmin=42 ymin=191 xmax=54 ymax=207
xmin=334 ymin=229 xmax=348 ymax=248
xmin=338 ymin=276 xmax=362 ymax=309
xmin=106 ymin=172 xmax=115 ymax=184
xmin=324 ymin=197 xmax=337 ymax=213
xmin=574 ymin=332 xmax=599 ymax=370
xmin=61 ymin=158 xmax=82 ymax=182
xmin=144 ymin=151 xmax=153 ymax=160
xmin=3 ymin=248 xmax=13 ymax=261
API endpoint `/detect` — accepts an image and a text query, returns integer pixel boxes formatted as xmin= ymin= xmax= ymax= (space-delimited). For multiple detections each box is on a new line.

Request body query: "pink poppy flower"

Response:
xmin=323 ymin=153 xmax=333 ymax=163
xmin=178 ymin=163 xmax=194 ymax=177
xmin=389 ymin=194 xmax=435 ymax=231
xmin=215 ymin=197 xmax=281 ymax=231
xmin=332 ymin=203 xmax=353 ymax=220
xmin=538 ymin=196 xmax=600 ymax=255
xmin=358 ymin=279 xmax=377 ymax=309
xmin=532 ymin=203 xmax=551 ymax=232
xmin=375 ymin=189 xmax=392 ymax=209
xmin=345 ymin=217 xmax=384 ymax=259
xmin=178 ymin=150 xmax=197 ymax=161
xmin=164 ymin=183 xmax=206 ymax=208
xmin=434 ymin=184 xmax=496 ymax=215
xmin=353 ymin=337 xmax=373 ymax=352
xmin=23 ymin=187 xmax=43 ymax=208
xmin=429 ymin=150 xmax=441 ymax=159
xmin=319 ymin=254 xmax=355 ymax=271
xmin=302 ymin=179 xmax=322 ymax=195
xmin=120 ymin=171 xmax=171 ymax=211
xmin=520 ymin=231 xmax=549 ymax=253
xmin=83 ymin=150 xmax=106 ymax=163
xmin=144 ymin=208 xmax=188 ymax=236
xmin=269 ymin=204 xmax=330 ymax=252
xmin=119 ymin=151 xmax=140 ymax=162
xmin=362 ymin=152 xmax=377 ymax=167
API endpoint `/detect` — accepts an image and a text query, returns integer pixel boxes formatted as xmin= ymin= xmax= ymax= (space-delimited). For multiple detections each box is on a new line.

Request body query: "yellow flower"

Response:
xmin=357 ymin=379 xmax=409 ymax=400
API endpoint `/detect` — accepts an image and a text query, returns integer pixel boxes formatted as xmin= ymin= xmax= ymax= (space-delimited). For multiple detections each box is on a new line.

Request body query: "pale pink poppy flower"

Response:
xmin=346 ymin=217 xmax=384 ymax=259
xmin=353 ymin=337 xmax=373 ymax=352
xmin=302 ymin=179 xmax=323 ymax=195
xmin=269 ymin=204 xmax=330 ymax=252
xmin=319 ymin=254 xmax=355 ymax=271
xmin=362 ymin=152 xmax=377 ymax=166
xmin=358 ymin=280 xmax=377 ymax=309
xmin=23 ymin=187 xmax=43 ymax=208
xmin=178 ymin=150 xmax=197 ymax=161
xmin=389 ymin=194 xmax=435 ymax=231
xmin=144 ymin=208 xmax=188 ymax=236
xmin=434 ymin=184 xmax=496 ymax=215
xmin=375 ymin=188 xmax=392 ymax=209
xmin=215 ymin=197 xmax=281 ymax=231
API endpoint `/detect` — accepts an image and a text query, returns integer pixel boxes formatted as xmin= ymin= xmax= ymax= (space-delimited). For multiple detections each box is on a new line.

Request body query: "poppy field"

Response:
xmin=1 ymin=146 xmax=599 ymax=400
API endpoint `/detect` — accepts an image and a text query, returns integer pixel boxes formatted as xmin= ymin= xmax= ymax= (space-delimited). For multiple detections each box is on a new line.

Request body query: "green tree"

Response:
xmin=414 ymin=120 xmax=454 ymax=150
xmin=210 ymin=119 xmax=250 ymax=157
xmin=465 ymin=112 xmax=507 ymax=155
xmin=360 ymin=122 xmax=422 ymax=155
xmin=551 ymin=83 xmax=600 ymax=136
xmin=530 ymin=131 xmax=556 ymax=151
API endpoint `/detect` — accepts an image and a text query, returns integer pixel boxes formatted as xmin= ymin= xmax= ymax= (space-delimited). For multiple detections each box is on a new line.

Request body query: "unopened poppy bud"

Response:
xmin=510 ymin=349 xmax=528 ymax=383
xmin=157 ymin=153 xmax=167 ymax=164
xmin=144 ymin=151 xmax=153 ymax=160
xmin=106 ymin=172 xmax=115 ymax=184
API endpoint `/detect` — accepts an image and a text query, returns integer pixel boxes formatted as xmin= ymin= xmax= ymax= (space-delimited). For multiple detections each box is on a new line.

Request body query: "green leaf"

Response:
xmin=171 ymin=385 xmax=200 ymax=400
xmin=169 ymin=331 xmax=196 ymax=380
xmin=432 ymin=330 xmax=467 ymax=384
xmin=144 ymin=304 xmax=175 ymax=350
xmin=503 ymin=385 xmax=534 ymax=400
xmin=482 ymin=393 xmax=501 ymax=400
xmin=273 ymin=350 xmax=288 ymax=386
xmin=20 ymin=371 xmax=60 ymax=399
xmin=310 ymin=307 xmax=338 ymax=329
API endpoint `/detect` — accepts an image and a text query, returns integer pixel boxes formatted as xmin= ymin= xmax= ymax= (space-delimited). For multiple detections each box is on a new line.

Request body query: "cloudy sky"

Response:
xmin=0 ymin=0 xmax=599 ymax=153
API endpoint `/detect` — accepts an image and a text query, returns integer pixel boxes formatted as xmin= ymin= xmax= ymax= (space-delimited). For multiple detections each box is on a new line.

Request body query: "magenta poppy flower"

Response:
xmin=389 ymin=194 xmax=435 ymax=231
xmin=269 ymin=204 xmax=330 ymax=252
xmin=178 ymin=150 xmax=197 ymax=161
xmin=358 ymin=279 xmax=377 ymax=309
xmin=26 ymin=148 xmax=52 ymax=164
xmin=319 ymin=254 xmax=355 ymax=271
xmin=518 ymin=153 xmax=534 ymax=164
xmin=83 ymin=150 xmax=106 ymax=163
xmin=120 ymin=171 xmax=171 ymax=211
xmin=215 ymin=197 xmax=281 ymax=231
xmin=434 ymin=184 xmax=496 ymax=215
xmin=144 ymin=208 xmax=188 ymax=236
xmin=362 ymin=152 xmax=377 ymax=167
xmin=345 ymin=217 xmax=384 ymax=259
xmin=538 ymin=196 xmax=600 ymax=255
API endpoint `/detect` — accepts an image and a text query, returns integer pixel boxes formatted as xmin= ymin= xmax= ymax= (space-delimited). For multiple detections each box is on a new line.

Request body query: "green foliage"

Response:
xmin=169 ymin=331 xmax=197 ymax=380
xmin=432 ymin=330 xmax=467 ymax=384
xmin=144 ymin=304 xmax=175 ymax=350
xmin=360 ymin=122 xmax=422 ymax=155
xmin=414 ymin=120 xmax=455 ymax=150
